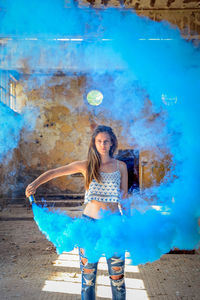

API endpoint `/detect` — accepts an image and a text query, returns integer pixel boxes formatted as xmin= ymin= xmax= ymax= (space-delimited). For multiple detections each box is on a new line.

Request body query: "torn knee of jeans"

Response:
xmin=83 ymin=276 xmax=95 ymax=286
xmin=80 ymin=248 xmax=85 ymax=255
xmin=110 ymin=274 xmax=124 ymax=281
xmin=111 ymin=266 xmax=123 ymax=274
xmin=81 ymin=257 xmax=88 ymax=266
xmin=110 ymin=275 xmax=125 ymax=290
xmin=111 ymin=257 xmax=124 ymax=265
xmin=83 ymin=268 xmax=95 ymax=274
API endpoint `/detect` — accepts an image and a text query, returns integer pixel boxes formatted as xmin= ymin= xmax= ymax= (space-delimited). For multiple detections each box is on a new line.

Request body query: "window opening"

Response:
xmin=116 ymin=149 xmax=139 ymax=192
xmin=0 ymin=70 xmax=18 ymax=112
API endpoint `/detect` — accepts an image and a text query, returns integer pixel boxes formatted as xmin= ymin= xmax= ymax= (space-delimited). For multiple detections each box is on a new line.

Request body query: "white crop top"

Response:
xmin=84 ymin=160 xmax=121 ymax=204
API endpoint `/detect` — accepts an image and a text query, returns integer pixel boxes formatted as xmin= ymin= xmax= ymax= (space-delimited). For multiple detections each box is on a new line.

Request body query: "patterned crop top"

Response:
xmin=84 ymin=160 xmax=121 ymax=204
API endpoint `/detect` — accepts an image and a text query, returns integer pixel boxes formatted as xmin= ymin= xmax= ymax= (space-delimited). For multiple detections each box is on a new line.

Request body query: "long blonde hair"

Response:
xmin=85 ymin=125 xmax=118 ymax=190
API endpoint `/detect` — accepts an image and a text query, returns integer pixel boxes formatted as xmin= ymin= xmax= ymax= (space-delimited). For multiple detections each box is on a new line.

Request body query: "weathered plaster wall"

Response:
xmin=80 ymin=0 xmax=200 ymax=9
xmin=137 ymin=9 xmax=200 ymax=40
xmin=16 ymin=75 xmax=89 ymax=195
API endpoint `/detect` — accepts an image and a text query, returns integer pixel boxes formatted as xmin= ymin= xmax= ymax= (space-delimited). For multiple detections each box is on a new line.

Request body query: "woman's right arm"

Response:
xmin=25 ymin=160 xmax=86 ymax=197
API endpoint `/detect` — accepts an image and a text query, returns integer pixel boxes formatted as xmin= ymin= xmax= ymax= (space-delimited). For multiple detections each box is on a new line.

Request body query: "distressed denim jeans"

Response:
xmin=79 ymin=214 xmax=126 ymax=300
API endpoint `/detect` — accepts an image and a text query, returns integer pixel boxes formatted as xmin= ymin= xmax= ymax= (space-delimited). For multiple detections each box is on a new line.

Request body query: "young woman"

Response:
xmin=25 ymin=125 xmax=128 ymax=300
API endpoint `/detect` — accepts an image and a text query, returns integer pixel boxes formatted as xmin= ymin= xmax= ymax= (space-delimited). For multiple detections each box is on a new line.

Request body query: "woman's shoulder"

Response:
xmin=116 ymin=159 xmax=127 ymax=172
xmin=77 ymin=160 xmax=87 ymax=171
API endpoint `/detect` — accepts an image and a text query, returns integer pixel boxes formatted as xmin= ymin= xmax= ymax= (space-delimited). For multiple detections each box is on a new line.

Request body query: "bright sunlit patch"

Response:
xmin=87 ymin=90 xmax=103 ymax=106
xmin=53 ymin=258 xmax=80 ymax=268
xmin=126 ymin=288 xmax=149 ymax=300
xmin=96 ymin=285 xmax=149 ymax=299
xmin=42 ymin=278 xmax=149 ymax=299
xmin=48 ymin=271 xmax=145 ymax=289
xmin=43 ymin=274 xmax=148 ymax=299
xmin=55 ymin=253 xmax=80 ymax=261
xmin=49 ymin=271 xmax=81 ymax=283
xmin=42 ymin=280 xmax=81 ymax=295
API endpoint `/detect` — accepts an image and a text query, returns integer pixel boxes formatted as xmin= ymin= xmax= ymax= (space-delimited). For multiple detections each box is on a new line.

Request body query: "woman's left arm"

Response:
xmin=119 ymin=161 xmax=130 ymax=216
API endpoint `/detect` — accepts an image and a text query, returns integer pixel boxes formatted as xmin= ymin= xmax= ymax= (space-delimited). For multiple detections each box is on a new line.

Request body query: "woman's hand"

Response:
xmin=25 ymin=183 xmax=37 ymax=198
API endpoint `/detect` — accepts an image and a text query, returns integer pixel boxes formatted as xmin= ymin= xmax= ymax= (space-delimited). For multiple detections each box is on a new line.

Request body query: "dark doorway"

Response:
xmin=115 ymin=149 xmax=139 ymax=192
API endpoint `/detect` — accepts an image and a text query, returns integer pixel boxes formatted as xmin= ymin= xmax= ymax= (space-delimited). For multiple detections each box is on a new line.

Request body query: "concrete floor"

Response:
xmin=0 ymin=204 xmax=200 ymax=300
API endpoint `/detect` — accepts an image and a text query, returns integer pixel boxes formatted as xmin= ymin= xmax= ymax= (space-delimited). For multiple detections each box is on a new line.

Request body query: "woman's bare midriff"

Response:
xmin=83 ymin=200 xmax=121 ymax=219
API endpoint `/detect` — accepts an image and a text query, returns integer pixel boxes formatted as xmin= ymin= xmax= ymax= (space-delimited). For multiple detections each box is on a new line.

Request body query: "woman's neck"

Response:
xmin=100 ymin=155 xmax=113 ymax=164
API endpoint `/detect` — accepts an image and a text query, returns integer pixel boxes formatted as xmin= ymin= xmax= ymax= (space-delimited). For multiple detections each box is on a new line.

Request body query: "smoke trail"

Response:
xmin=0 ymin=102 xmax=23 ymax=161
xmin=0 ymin=99 xmax=39 ymax=163
xmin=32 ymin=203 xmax=174 ymax=264
xmin=32 ymin=200 xmax=199 ymax=264
xmin=0 ymin=1 xmax=200 ymax=263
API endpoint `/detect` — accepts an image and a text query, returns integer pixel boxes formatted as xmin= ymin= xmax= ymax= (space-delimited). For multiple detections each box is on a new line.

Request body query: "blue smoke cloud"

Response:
xmin=1 ymin=1 xmax=200 ymax=264
xmin=32 ymin=202 xmax=199 ymax=264
xmin=0 ymin=99 xmax=39 ymax=163
xmin=0 ymin=102 xmax=23 ymax=161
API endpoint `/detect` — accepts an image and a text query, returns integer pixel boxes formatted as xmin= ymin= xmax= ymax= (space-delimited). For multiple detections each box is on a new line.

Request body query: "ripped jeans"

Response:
xmin=79 ymin=214 xmax=126 ymax=300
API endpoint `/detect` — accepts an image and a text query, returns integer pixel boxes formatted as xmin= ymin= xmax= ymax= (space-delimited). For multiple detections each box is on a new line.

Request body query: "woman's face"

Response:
xmin=95 ymin=132 xmax=112 ymax=156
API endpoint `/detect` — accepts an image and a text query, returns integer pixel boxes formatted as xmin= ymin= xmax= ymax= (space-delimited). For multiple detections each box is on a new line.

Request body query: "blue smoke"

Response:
xmin=0 ymin=99 xmax=39 ymax=163
xmin=1 ymin=1 xmax=200 ymax=264
xmin=32 ymin=202 xmax=199 ymax=264
xmin=0 ymin=102 xmax=23 ymax=161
